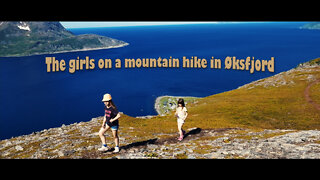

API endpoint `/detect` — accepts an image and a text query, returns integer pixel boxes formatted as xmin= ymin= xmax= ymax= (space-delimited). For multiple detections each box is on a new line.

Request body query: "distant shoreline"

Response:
xmin=0 ymin=43 xmax=129 ymax=58
xmin=154 ymin=95 xmax=200 ymax=116
xmin=154 ymin=96 xmax=166 ymax=115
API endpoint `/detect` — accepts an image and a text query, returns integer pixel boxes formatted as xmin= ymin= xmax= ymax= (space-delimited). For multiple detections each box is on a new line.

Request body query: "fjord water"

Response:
xmin=1 ymin=22 xmax=320 ymax=140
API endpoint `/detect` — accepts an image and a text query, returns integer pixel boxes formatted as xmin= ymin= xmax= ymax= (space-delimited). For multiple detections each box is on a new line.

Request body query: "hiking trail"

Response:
xmin=304 ymin=79 xmax=320 ymax=111
xmin=80 ymin=127 xmax=239 ymax=159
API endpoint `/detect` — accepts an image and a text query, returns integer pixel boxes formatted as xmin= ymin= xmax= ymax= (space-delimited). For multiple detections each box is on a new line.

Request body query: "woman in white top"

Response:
xmin=175 ymin=98 xmax=188 ymax=141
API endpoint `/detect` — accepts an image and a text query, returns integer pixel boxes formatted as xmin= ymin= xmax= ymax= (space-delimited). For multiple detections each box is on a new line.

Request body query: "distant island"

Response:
xmin=0 ymin=21 xmax=128 ymax=57
xmin=154 ymin=96 xmax=200 ymax=116
xmin=300 ymin=22 xmax=320 ymax=30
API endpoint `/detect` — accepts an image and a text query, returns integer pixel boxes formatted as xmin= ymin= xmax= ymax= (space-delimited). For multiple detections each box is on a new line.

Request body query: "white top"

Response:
xmin=176 ymin=107 xmax=188 ymax=121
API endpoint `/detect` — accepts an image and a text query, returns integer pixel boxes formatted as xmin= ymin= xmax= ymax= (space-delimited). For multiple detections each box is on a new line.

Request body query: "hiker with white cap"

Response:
xmin=98 ymin=93 xmax=121 ymax=153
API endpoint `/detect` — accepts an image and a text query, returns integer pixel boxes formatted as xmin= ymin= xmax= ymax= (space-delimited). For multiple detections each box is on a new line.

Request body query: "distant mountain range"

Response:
xmin=0 ymin=21 xmax=128 ymax=57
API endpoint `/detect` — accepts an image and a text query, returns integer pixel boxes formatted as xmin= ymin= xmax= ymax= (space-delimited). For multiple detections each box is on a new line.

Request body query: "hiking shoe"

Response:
xmin=98 ymin=146 xmax=110 ymax=152
xmin=113 ymin=146 xmax=120 ymax=153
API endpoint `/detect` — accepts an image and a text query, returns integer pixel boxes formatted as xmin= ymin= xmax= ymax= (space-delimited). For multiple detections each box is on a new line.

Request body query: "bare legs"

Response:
xmin=98 ymin=125 xmax=119 ymax=148
xmin=112 ymin=129 xmax=119 ymax=147
xmin=99 ymin=126 xmax=109 ymax=145
xmin=178 ymin=121 xmax=185 ymax=141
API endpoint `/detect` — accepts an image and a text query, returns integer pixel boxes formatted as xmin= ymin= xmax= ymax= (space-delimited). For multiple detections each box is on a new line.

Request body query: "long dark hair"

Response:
xmin=105 ymin=99 xmax=117 ymax=110
xmin=177 ymin=98 xmax=185 ymax=107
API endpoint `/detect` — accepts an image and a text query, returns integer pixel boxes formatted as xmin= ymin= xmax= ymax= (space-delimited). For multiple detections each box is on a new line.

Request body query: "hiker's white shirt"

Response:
xmin=176 ymin=107 xmax=187 ymax=124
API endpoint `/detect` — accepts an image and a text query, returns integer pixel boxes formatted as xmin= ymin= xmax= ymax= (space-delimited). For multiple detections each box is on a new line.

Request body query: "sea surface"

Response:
xmin=1 ymin=22 xmax=320 ymax=140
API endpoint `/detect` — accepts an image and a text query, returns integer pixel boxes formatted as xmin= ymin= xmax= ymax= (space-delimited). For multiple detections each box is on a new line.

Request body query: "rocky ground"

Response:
xmin=1 ymin=116 xmax=320 ymax=159
xmin=238 ymin=62 xmax=320 ymax=89
xmin=103 ymin=128 xmax=320 ymax=159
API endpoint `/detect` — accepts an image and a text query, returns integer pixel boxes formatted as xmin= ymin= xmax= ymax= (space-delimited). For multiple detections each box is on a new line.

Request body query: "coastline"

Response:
xmin=0 ymin=43 xmax=129 ymax=58
xmin=154 ymin=95 xmax=200 ymax=116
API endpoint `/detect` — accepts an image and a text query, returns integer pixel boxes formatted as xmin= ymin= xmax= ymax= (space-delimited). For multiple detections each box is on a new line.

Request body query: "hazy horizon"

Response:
xmin=59 ymin=21 xmax=300 ymax=29
xmin=60 ymin=21 xmax=224 ymax=29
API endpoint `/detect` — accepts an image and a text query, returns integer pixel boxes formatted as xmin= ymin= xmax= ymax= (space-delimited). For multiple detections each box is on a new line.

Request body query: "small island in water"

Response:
xmin=154 ymin=95 xmax=200 ymax=116
xmin=0 ymin=21 xmax=128 ymax=57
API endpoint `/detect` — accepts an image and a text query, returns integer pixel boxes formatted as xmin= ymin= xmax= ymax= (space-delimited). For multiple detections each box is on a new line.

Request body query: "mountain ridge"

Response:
xmin=0 ymin=21 xmax=128 ymax=57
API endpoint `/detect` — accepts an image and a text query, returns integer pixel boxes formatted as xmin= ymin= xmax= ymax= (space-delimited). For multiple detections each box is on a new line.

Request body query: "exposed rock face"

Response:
xmin=1 ymin=117 xmax=320 ymax=159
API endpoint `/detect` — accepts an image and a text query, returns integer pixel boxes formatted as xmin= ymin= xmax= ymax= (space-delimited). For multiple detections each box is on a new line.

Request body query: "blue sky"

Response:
xmin=60 ymin=21 xmax=221 ymax=29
